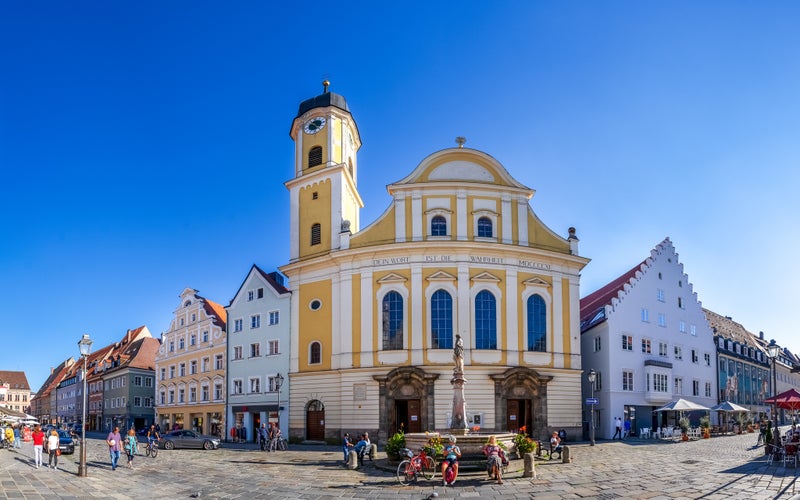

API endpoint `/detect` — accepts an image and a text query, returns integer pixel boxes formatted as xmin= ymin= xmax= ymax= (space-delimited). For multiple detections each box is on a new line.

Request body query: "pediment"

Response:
xmin=471 ymin=271 xmax=500 ymax=283
xmin=426 ymin=271 xmax=456 ymax=282
xmin=377 ymin=272 xmax=408 ymax=284
xmin=522 ymin=277 xmax=550 ymax=287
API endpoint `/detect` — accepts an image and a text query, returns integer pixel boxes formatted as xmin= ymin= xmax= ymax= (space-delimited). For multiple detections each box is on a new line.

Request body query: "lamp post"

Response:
xmin=77 ymin=333 xmax=93 ymax=478
xmin=768 ymin=340 xmax=780 ymax=447
xmin=588 ymin=369 xmax=596 ymax=446
xmin=275 ymin=373 xmax=284 ymax=430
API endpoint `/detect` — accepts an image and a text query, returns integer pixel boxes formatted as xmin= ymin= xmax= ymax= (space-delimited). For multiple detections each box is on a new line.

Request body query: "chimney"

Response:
xmin=759 ymin=331 xmax=764 ymax=340
xmin=50 ymin=367 xmax=54 ymax=374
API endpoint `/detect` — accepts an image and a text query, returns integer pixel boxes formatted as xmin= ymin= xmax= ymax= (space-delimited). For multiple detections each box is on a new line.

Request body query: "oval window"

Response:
xmin=309 ymin=299 xmax=322 ymax=311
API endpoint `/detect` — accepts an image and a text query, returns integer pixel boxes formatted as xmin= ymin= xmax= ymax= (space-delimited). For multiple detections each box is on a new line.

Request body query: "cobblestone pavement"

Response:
xmin=0 ymin=430 xmax=798 ymax=499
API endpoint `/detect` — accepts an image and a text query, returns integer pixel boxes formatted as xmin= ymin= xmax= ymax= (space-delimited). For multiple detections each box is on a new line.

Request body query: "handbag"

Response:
xmin=56 ymin=449 xmax=61 ymax=456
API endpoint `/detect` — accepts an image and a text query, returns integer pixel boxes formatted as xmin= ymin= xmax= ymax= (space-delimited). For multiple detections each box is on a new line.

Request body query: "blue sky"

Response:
xmin=2 ymin=1 xmax=799 ymax=392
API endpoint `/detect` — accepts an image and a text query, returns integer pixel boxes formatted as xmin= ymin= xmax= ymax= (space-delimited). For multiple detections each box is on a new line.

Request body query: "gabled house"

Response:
xmin=225 ymin=265 xmax=291 ymax=442
xmin=580 ymin=238 xmax=717 ymax=439
xmin=155 ymin=288 xmax=227 ymax=436
xmin=0 ymin=370 xmax=32 ymax=414
xmin=31 ymin=358 xmax=74 ymax=425
xmin=98 ymin=334 xmax=159 ymax=431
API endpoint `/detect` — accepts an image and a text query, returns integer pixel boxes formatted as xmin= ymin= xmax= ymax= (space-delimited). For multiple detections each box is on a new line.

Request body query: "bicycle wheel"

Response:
xmin=150 ymin=445 xmax=158 ymax=458
xmin=421 ymin=456 xmax=436 ymax=480
xmin=397 ymin=460 xmax=415 ymax=485
xmin=145 ymin=446 xmax=150 ymax=457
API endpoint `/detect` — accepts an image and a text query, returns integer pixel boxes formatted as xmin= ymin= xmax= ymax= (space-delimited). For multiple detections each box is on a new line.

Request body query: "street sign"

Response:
xmin=586 ymin=398 xmax=599 ymax=405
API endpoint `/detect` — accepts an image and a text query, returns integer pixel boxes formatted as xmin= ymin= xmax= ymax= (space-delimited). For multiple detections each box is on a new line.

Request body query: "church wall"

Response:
xmin=298 ymin=279 xmax=332 ymax=371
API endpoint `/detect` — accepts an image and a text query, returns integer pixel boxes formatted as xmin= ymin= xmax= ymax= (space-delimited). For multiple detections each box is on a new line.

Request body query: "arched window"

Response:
xmin=477 ymin=217 xmax=493 ymax=238
xmin=309 ymin=341 xmax=321 ymax=364
xmin=308 ymin=146 xmax=323 ymax=168
xmin=475 ymin=290 xmax=497 ymax=349
xmin=431 ymin=290 xmax=453 ymax=349
xmin=382 ymin=291 xmax=404 ymax=350
xmin=527 ymin=294 xmax=547 ymax=352
xmin=310 ymin=223 xmax=321 ymax=246
xmin=431 ymin=215 xmax=447 ymax=236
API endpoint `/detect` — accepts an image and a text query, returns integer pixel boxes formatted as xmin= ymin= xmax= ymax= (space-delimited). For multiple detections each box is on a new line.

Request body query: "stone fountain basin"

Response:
xmin=403 ymin=431 xmax=517 ymax=459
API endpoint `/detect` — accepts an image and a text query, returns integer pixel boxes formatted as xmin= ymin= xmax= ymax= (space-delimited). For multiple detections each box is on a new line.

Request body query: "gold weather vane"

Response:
xmin=323 ymin=79 xmax=330 ymax=93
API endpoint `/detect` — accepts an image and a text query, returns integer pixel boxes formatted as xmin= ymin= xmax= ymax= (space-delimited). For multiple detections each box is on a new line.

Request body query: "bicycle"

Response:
xmin=145 ymin=440 xmax=159 ymax=458
xmin=396 ymin=447 xmax=436 ymax=485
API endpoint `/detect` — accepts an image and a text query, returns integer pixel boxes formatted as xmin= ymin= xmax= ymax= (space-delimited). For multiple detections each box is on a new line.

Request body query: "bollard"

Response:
xmin=347 ymin=449 xmax=358 ymax=470
xmin=561 ymin=446 xmax=570 ymax=463
xmin=523 ymin=452 xmax=537 ymax=478
xmin=369 ymin=443 xmax=377 ymax=461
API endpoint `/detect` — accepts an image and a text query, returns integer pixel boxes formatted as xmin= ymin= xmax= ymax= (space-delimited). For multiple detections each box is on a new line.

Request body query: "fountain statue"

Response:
xmin=449 ymin=334 xmax=469 ymax=434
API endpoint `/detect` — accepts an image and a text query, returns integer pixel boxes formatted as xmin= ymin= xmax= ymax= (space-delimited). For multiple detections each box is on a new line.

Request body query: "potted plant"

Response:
xmin=513 ymin=426 xmax=536 ymax=458
xmin=735 ymin=414 xmax=746 ymax=434
xmin=385 ymin=430 xmax=405 ymax=462
xmin=679 ymin=417 xmax=691 ymax=441
xmin=699 ymin=416 xmax=711 ymax=439
xmin=423 ymin=433 xmax=444 ymax=459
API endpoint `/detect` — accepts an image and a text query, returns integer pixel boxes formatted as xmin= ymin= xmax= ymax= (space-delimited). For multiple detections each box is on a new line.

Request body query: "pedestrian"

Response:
xmin=270 ymin=424 xmax=282 ymax=452
xmin=613 ymin=417 xmax=622 ymax=439
xmin=123 ymin=428 xmax=138 ymax=469
xmin=13 ymin=425 xmax=21 ymax=448
xmin=106 ymin=426 xmax=122 ymax=471
xmin=342 ymin=432 xmax=353 ymax=463
xmin=623 ymin=418 xmax=631 ymax=439
xmin=259 ymin=423 xmax=268 ymax=451
xmin=31 ymin=425 xmax=45 ymax=469
xmin=47 ymin=430 xmax=60 ymax=469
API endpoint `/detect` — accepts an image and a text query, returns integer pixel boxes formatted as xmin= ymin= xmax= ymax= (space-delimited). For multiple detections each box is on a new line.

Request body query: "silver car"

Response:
xmin=159 ymin=430 xmax=221 ymax=450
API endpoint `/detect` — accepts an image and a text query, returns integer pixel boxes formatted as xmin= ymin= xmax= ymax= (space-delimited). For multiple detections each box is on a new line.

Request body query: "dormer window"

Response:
xmin=308 ymin=146 xmax=323 ymax=168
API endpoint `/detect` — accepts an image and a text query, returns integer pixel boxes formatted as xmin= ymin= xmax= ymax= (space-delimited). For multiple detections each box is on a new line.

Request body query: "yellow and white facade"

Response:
xmin=281 ymin=85 xmax=590 ymax=443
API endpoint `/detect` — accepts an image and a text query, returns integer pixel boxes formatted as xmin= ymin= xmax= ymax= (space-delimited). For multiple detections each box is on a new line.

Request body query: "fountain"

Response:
xmin=402 ymin=336 xmax=517 ymax=458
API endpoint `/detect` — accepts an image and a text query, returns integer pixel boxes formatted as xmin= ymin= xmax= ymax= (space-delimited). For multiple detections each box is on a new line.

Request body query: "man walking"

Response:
xmin=613 ymin=417 xmax=622 ymax=440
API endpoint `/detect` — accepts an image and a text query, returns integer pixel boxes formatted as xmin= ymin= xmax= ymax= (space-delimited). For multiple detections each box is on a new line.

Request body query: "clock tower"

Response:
xmin=286 ymin=81 xmax=363 ymax=261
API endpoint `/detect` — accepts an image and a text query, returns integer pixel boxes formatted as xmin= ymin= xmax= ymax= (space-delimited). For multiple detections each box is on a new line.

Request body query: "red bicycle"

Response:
xmin=396 ymin=447 xmax=436 ymax=485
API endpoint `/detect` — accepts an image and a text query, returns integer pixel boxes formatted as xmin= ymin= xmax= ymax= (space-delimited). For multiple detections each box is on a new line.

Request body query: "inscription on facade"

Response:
xmin=368 ymin=254 xmax=551 ymax=271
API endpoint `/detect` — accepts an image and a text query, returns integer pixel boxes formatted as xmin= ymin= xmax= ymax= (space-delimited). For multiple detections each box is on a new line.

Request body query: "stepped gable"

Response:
xmin=580 ymin=237 xmax=676 ymax=332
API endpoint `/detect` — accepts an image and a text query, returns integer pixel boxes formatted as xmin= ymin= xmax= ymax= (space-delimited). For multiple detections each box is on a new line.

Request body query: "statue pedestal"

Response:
xmin=449 ymin=371 xmax=469 ymax=432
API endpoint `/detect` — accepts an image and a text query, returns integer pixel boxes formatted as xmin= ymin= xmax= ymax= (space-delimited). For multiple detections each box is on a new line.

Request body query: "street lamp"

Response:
xmin=77 ymin=333 xmax=93 ymax=478
xmin=275 ymin=373 xmax=284 ymax=430
xmin=587 ymin=369 xmax=596 ymax=446
xmin=767 ymin=339 xmax=780 ymax=447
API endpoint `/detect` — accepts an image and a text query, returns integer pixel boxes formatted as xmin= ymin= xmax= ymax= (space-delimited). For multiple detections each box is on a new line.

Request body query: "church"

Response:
xmin=280 ymin=82 xmax=590 ymax=443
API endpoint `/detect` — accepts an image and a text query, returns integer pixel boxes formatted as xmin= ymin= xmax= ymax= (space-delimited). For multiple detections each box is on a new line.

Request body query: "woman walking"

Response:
xmin=124 ymin=428 xmax=139 ymax=469
xmin=47 ymin=430 xmax=60 ymax=469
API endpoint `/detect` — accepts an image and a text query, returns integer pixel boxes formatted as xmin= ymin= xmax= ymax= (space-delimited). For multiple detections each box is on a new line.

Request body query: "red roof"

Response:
xmin=579 ymin=260 xmax=645 ymax=332
xmin=202 ymin=297 xmax=227 ymax=329
xmin=0 ymin=370 xmax=31 ymax=391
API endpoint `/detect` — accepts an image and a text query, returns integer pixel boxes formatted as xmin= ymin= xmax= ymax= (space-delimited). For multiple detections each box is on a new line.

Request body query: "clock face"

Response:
xmin=304 ymin=116 xmax=326 ymax=135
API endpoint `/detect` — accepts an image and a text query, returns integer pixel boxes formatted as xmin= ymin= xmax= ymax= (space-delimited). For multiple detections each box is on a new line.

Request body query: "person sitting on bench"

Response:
xmin=550 ymin=431 xmax=563 ymax=460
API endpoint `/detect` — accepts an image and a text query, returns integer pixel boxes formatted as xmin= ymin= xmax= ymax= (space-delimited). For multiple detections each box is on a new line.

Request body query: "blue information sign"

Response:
xmin=585 ymin=398 xmax=599 ymax=405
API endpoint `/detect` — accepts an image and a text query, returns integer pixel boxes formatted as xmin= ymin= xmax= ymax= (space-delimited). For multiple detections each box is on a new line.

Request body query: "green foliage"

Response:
xmin=385 ymin=430 xmax=405 ymax=460
xmin=678 ymin=417 xmax=691 ymax=433
xmin=513 ymin=432 xmax=536 ymax=454
xmin=699 ymin=416 xmax=711 ymax=429
xmin=424 ymin=433 xmax=444 ymax=458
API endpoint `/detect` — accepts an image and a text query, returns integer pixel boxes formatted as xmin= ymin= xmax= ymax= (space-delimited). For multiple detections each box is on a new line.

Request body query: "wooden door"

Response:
xmin=507 ymin=399 xmax=520 ymax=432
xmin=307 ymin=409 xmax=325 ymax=441
xmin=407 ymin=400 xmax=421 ymax=433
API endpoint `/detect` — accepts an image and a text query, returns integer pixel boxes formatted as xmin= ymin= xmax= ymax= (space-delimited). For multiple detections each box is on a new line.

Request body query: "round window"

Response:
xmin=309 ymin=299 xmax=322 ymax=311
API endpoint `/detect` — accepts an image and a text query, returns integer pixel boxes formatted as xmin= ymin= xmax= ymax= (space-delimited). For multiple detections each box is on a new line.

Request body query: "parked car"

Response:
xmin=159 ymin=430 xmax=221 ymax=450
xmin=56 ymin=430 xmax=75 ymax=455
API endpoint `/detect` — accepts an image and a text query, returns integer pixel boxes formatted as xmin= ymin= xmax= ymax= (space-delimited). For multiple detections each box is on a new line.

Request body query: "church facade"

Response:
xmin=280 ymin=84 xmax=589 ymax=443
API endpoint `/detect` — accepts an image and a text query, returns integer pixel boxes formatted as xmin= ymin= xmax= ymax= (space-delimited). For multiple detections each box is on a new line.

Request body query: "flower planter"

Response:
xmin=681 ymin=434 xmax=689 ymax=441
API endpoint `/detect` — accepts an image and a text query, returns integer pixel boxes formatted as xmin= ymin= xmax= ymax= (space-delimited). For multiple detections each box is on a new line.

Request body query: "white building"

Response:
xmin=579 ymin=238 xmax=717 ymax=439
xmin=225 ymin=265 xmax=291 ymax=442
